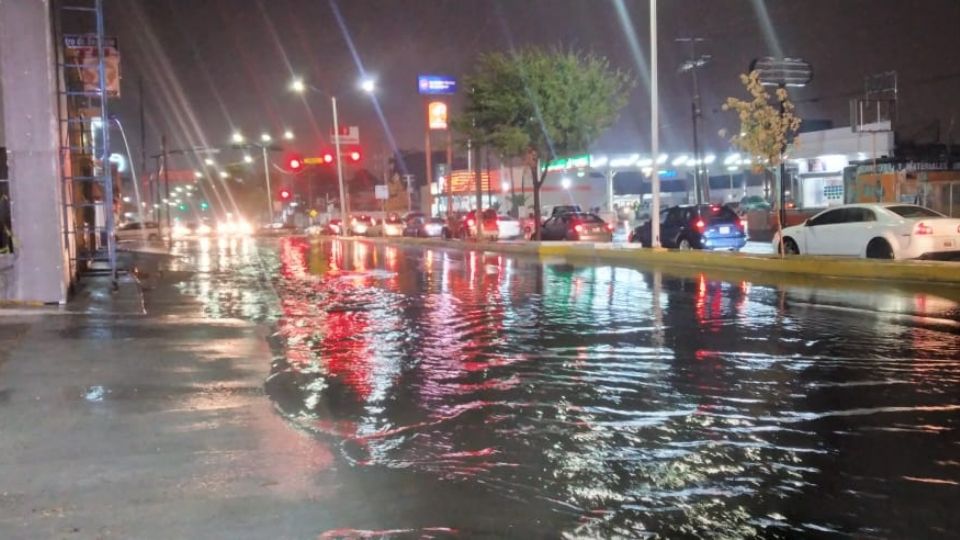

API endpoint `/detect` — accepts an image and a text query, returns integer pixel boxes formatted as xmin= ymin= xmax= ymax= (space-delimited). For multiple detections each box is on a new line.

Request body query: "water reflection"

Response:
xmin=262 ymin=238 xmax=960 ymax=537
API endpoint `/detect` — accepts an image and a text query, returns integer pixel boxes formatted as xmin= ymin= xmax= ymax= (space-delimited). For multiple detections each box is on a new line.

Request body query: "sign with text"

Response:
xmin=428 ymin=101 xmax=448 ymax=130
xmin=330 ymin=125 xmax=359 ymax=145
xmin=64 ymin=35 xmax=121 ymax=97
xmin=375 ymin=185 xmax=389 ymax=200
xmin=418 ymin=75 xmax=457 ymax=95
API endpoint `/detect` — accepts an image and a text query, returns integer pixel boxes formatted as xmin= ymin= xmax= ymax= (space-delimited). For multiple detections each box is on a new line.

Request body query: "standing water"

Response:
xmin=187 ymin=237 xmax=960 ymax=537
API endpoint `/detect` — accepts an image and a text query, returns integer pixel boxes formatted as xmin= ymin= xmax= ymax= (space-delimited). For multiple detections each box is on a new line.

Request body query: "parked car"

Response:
xmin=540 ymin=212 xmax=614 ymax=242
xmin=740 ymin=195 xmax=772 ymax=212
xmin=403 ymin=214 xmax=445 ymax=237
xmin=379 ymin=213 xmax=405 ymax=237
xmin=775 ymin=203 xmax=960 ymax=260
xmin=497 ymin=215 xmax=523 ymax=240
xmin=444 ymin=209 xmax=500 ymax=240
xmin=323 ymin=219 xmax=344 ymax=235
xmin=629 ymin=204 xmax=747 ymax=251
xmin=116 ymin=221 xmax=164 ymax=242
xmin=348 ymin=215 xmax=376 ymax=236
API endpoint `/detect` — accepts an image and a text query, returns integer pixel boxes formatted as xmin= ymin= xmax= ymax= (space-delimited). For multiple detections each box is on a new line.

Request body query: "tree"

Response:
xmin=722 ymin=70 xmax=802 ymax=169
xmin=455 ymin=48 xmax=634 ymax=239
xmin=722 ymin=70 xmax=802 ymax=255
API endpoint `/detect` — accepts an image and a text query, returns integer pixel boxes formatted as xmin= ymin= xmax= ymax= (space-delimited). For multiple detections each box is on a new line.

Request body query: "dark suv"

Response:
xmin=629 ymin=204 xmax=746 ymax=251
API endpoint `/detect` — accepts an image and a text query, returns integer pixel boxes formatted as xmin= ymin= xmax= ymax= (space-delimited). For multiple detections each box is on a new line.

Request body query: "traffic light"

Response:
xmin=199 ymin=201 xmax=210 ymax=211
xmin=178 ymin=203 xmax=188 ymax=211
xmin=279 ymin=188 xmax=291 ymax=201
xmin=288 ymin=156 xmax=303 ymax=172
xmin=349 ymin=151 xmax=361 ymax=162
xmin=322 ymin=153 xmax=334 ymax=164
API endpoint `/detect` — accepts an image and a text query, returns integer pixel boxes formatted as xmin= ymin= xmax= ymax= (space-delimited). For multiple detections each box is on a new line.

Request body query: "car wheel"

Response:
xmin=866 ymin=238 xmax=894 ymax=259
xmin=677 ymin=237 xmax=692 ymax=250
xmin=782 ymin=237 xmax=800 ymax=255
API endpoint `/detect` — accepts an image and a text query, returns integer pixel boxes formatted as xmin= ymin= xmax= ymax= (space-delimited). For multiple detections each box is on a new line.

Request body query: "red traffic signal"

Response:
xmin=288 ymin=157 xmax=303 ymax=171
xmin=279 ymin=188 xmax=291 ymax=200
xmin=322 ymin=153 xmax=334 ymax=164
xmin=349 ymin=151 xmax=361 ymax=162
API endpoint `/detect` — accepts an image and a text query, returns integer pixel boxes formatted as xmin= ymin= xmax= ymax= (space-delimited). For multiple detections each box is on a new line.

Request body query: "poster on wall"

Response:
xmin=64 ymin=35 xmax=121 ymax=98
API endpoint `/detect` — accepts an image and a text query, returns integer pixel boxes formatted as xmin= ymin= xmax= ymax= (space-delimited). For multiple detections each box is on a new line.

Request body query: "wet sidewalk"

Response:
xmin=0 ymin=251 xmax=344 ymax=539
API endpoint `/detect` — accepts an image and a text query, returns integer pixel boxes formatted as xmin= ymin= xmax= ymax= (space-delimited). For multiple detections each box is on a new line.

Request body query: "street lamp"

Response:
xmin=360 ymin=77 xmax=376 ymax=94
xmin=204 ymin=157 xmax=215 ymax=166
xmin=260 ymin=133 xmax=272 ymax=143
xmin=283 ymin=129 xmax=295 ymax=141
xmin=290 ymin=75 xmax=356 ymax=225
xmin=243 ymin=154 xmax=254 ymax=164
xmin=232 ymin=132 xmax=245 ymax=144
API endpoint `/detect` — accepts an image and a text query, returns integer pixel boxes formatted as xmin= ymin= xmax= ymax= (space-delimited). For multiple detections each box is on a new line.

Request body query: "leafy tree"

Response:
xmin=722 ymin=70 xmax=802 ymax=170
xmin=722 ymin=70 xmax=802 ymax=255
xmin=455 ymin=48 xmax=634 ymax=238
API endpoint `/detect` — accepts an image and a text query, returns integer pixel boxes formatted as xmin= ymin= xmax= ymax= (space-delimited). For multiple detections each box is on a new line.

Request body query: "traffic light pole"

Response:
xmin=332 ymin=96 xmax=348 ymax=225
xmin=261 ymin=144 xmax=274 ymax=224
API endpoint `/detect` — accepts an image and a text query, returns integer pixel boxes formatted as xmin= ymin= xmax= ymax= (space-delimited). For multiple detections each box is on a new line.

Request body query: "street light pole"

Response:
xmin=650 ymin=0 xmax=661 ymax=248
xmin=331 ymin=96 xmax=348 ymax=224
xmin=261 ymin=144 xmax=274 ymax=224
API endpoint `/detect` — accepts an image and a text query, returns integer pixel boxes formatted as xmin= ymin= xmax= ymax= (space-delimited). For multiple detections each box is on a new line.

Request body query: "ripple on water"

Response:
xmin=261 ymin=238 xmax=960 ymax=537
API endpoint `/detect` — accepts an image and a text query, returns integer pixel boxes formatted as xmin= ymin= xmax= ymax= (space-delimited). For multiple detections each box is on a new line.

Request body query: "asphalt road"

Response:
xmin=2 ymin=235 xmax=958 ymax=538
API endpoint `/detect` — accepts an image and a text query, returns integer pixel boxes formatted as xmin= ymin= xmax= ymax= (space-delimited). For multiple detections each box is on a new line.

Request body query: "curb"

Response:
xmin=329 ymin=235 xmax=960 ymax=286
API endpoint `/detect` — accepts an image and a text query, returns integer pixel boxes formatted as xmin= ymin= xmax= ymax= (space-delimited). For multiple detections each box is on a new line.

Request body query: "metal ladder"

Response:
xmin=53 ymin=0 xmax=116 ymax=280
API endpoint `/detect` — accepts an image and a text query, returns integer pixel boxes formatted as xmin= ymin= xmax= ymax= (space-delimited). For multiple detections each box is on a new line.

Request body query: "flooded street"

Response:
xmin=179 ymin=236 xmax=960 ymax=537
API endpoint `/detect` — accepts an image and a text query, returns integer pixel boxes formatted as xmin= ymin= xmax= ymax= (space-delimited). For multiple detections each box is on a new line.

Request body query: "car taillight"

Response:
xmin=467 ymin=218 xmax=475 ymax=227
xmin=605 ymin=223 xmax=614 ymax=232
xmin=738 ymin=219 xmax=746 ymax=229
xmin=574 ymin=224 xmax=584 ymax=233
xmin=914 ymin=222 xmax=934 ymax=235
xmin=695 ymin=219 xmax=706 ymax=231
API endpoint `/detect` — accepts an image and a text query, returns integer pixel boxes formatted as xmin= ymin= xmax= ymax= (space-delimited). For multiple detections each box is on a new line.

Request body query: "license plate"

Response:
xmin=943 ymin=239 xmax=954 ymax=248
xmin=719 ymin=226 xmax=731 ymax=234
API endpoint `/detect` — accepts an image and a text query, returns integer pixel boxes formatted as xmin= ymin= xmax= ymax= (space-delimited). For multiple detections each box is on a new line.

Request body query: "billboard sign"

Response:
xmin=64 ymin=35 xmax=121 ymax=97
xmin=428 ymin=101 xmax=448 ymax=130
xmin=418 ymin=75 xmax=457 ymax=95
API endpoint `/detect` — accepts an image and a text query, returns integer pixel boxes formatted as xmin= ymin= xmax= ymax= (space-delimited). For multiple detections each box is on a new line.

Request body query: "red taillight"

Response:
xmin=738 ymin=218 xmax=746 ymax=229
xmin=467 ymin=218 xmax=475 ymax=227
xmin=574 ymin=224 xmax=584 ymax=233
xmin=605 ymin=223 xmax=614 ymax=232
xmin=695 ymin=219 xmax=706 ymax=231
xmin=915 ymin=222 xmax=934 ymax=235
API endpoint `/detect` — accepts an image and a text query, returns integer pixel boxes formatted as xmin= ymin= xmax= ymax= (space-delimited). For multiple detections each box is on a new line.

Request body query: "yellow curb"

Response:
xmin=327 ymin=235 xmax=960 ymax=286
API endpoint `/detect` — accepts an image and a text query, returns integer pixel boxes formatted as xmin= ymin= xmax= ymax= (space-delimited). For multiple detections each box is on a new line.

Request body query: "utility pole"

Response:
xmin=650 ymin=0 xmax=661 ymax=248
xmin=161 ymin=134 xmax=171 ymax=242
xmin=677 ymin=37 xmax=709 ymax=205
xmin=138 ymin=77 xmax=148 ymax=211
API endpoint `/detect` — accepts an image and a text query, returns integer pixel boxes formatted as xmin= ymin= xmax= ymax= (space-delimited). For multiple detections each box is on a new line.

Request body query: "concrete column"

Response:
xmin=0 ymin=0 xmax=70 ymax=303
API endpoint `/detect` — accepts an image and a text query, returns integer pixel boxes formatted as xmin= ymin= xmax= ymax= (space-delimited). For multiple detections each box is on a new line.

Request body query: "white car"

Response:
xmin=774 ymin=203 xmax=960 ymax=260
xmin=496 ymin=215 xmax=523 ymax=240
xmin=115 ymin=221 xmax=165 ymax=242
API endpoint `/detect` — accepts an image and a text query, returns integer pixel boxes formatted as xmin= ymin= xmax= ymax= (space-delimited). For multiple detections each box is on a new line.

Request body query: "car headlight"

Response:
xmin=236 ymin=220 xmax=253 ymax=235
xmin=196 ymin=224 xmax=212 ymax=236
xmin=172 ymin=225 xmax=189 ymax=238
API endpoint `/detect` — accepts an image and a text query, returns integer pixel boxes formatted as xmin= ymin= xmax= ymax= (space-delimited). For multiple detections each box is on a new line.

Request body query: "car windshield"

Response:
xmin=698 ymin=205 xmax=740 ymax=223
xmin=885 ymin=205 xmax=944 ymax=218
xmin=569 ymin=213 xmax=604 ymax=223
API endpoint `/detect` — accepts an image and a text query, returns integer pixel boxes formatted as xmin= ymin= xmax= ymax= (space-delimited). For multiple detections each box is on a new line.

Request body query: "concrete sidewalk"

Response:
xmin=0 ymin=254 xmax=345 ymax=539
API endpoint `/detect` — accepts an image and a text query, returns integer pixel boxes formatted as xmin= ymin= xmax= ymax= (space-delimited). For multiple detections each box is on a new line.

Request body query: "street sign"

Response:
xmin=330 ymin=125 xmax=360 ymax=145
xmin=375 ymin=185 xmax=389 ymax=200
xmin=417 ymin=75 xmax=457 ymax=95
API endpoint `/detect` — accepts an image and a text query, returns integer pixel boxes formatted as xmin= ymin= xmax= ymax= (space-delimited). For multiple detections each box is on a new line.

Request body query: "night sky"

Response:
xmin=108 ymin=0 xmax=960 ymax=170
